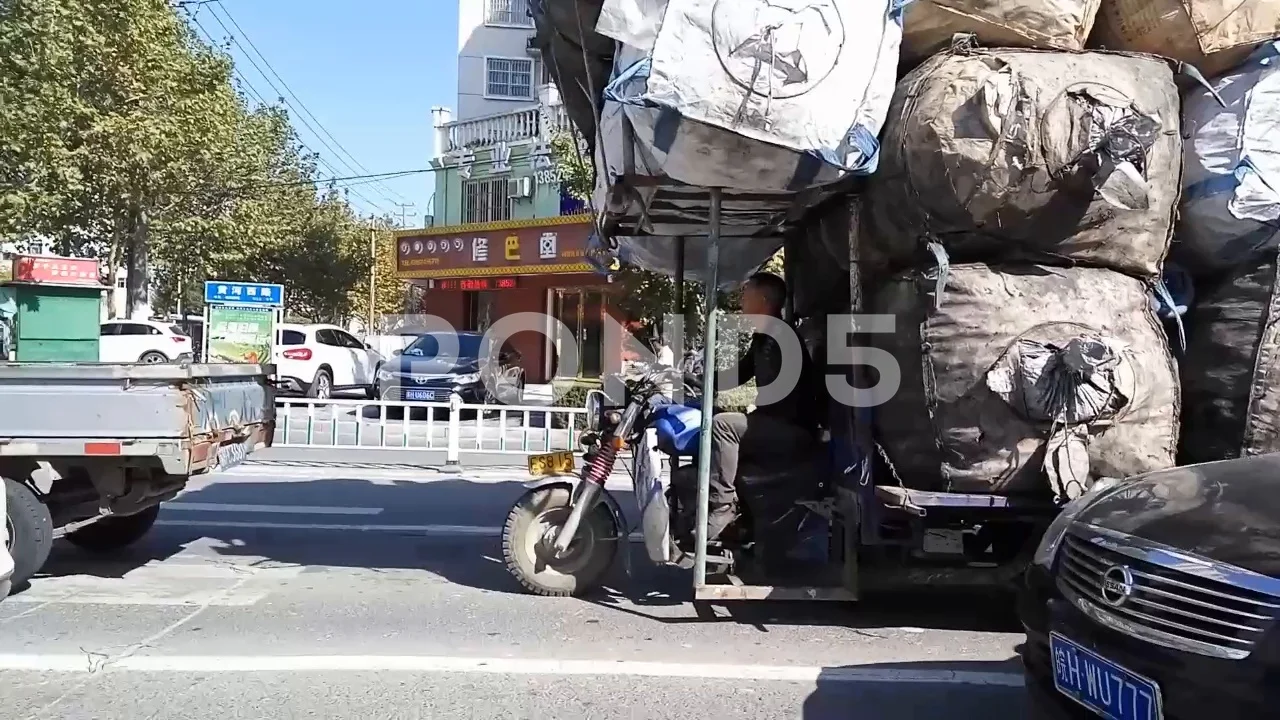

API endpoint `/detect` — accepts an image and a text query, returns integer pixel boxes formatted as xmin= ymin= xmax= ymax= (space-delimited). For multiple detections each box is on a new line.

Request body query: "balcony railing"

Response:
xmin=442 ymin=102 xmax=574 ymax=154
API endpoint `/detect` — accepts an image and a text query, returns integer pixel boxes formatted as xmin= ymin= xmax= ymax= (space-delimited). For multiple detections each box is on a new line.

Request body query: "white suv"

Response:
xmin=100 ymin=320 xmax=194 ymax=364
xmin=273 ymin=323 xmax=383 ymax=399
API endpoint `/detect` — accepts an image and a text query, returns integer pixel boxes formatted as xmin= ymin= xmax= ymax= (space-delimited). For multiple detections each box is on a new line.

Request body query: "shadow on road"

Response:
xmin=39 ymin=473 xmax=1021 ymax=634
xmin=801 ymin=658 xmax=1028 ymax=719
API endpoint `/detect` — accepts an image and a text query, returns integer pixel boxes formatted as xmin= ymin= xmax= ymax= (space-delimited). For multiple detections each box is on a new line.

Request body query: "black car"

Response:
xmin=1020 ymin=454 xmax=1280 ymax=720
xmin=376 ymin=331 xmax=523 ymax=405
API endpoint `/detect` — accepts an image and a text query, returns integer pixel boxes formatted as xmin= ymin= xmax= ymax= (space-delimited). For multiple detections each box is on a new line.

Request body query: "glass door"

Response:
xmin=553 ymin=288 xmax=604 ymax=378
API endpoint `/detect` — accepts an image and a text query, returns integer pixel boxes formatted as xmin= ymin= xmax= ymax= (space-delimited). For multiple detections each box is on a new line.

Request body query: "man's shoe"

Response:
xmin=706 ymin=503 xmax=736 ymax=541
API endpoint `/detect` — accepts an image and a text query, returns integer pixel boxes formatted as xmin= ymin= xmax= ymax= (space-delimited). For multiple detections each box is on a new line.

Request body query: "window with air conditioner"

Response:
xmin=485 ymin=57 xmax=533 ymax=100
xmin=485 ymin=0 xmax=533 ymax=27
xmin=463 ymin=178 xmax=513 ymax=224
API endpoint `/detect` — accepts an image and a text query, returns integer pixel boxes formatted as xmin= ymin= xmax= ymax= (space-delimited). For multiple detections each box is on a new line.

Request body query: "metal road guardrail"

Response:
xmin=273 ymin=394 xmax=591 ymax=463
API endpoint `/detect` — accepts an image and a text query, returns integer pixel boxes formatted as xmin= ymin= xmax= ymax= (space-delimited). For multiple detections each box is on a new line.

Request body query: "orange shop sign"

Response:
xmin=395 ymin=218 xmax=593 ymax=279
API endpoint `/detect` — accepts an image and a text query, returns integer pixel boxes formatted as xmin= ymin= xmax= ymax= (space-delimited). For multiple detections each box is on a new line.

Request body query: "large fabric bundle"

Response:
xmin=873 ymin=264 xmax=1179 ymax=497
xmin=592 ymin=0 xmax=903 ymax=192
xmin=1091 ymin=0 xmax=1280 ymax=78
xmin=864 ymin=49 xmax=1182 ymax=278
xmin=1180 ymin=254 xmax=1280 ymax=464
xmin=901 ymin=0 xmax=1101 ymax=65
xmin=1176 ymin=43 xmax=1280 ymax=276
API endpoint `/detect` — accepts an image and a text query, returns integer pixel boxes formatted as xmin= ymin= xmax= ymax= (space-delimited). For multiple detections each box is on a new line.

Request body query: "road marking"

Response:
xmin=155 ymin=518 xmax=647 ymax=542
xmin=166 ymin=502 xmax=383 ymax=516
xmin=0 ymin=654 xmax=1026 ymax=686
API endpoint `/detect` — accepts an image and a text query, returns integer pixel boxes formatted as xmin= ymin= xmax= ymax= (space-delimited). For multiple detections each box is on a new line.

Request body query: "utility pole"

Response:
xmin=391 ymin=202 xmax=417 ymax=228
xmin=368 ymin=224 xmax=377 ymax=333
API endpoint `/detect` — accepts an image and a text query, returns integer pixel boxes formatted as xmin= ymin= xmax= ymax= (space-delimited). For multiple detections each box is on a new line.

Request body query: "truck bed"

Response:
xmin=0 ymin=362 xmax=275 ymax=475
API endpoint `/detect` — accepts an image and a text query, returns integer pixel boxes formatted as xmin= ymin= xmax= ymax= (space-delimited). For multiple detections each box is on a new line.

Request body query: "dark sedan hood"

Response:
xmin=1077 ymin=454 xmax=1280 ymax=577
xmin=391 ymin=356 xmax=479 ymax=375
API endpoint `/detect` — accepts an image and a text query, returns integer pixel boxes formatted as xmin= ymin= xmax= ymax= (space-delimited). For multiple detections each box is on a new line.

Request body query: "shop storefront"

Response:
xmin=394 ymin=215 xmax=624 ymax=383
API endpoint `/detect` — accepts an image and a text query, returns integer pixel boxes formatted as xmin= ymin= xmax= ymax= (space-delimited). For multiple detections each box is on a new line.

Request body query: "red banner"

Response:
xmin=11 ymin=255 xmax=102 ymax=286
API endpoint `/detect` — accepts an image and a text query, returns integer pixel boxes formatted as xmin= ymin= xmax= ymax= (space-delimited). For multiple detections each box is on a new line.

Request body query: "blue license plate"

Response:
xmin=404 ymin=389 xmax=437 ymax=401
xmin=1051 ymin=632 xmax=1163 ymax=720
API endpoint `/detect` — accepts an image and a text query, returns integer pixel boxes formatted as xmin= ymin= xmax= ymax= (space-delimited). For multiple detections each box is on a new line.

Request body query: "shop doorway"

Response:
xmin=552 ymin=288 xmax=604 ymax=378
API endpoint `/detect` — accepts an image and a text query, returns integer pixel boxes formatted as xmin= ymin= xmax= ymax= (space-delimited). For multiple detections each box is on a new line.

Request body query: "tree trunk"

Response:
xmin=124 ymin=207 xmax=150 ymax=320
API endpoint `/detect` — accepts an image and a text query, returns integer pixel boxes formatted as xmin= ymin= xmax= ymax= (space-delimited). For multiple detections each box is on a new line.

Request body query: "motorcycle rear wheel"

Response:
xmin=502 ymin=486 xmax=619 ymax=597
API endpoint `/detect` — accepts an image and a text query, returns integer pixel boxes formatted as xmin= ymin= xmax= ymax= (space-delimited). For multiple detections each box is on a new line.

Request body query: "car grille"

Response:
xmin=1058 ymin=532 xmax=1280 ymax=659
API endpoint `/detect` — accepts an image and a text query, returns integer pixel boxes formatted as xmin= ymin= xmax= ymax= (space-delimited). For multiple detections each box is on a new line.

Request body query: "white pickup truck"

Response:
xmin=0 ymin=362 xmax=275 ymax=591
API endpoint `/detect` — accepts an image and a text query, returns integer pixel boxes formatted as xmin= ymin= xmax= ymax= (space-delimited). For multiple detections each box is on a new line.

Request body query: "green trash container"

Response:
xmin=3 ymin=281 xmax=104 ymax=362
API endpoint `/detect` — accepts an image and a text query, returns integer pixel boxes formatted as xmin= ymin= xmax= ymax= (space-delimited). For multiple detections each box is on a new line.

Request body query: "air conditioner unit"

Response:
xmin=507 ymin=176 xmax=533 ymax=199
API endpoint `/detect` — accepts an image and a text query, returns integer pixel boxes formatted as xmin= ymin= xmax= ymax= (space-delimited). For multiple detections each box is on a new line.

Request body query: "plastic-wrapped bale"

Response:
xmin=1091 ymin=0 xmax=1280 ymax=78
xmin=1180 ymin=253 xmax=1280 ymax=464
xmin=864 ymin=49 xmax=1181 ymax=279
xmin=1176 ymin=42 xmax=1280 ymax=277
xmin=591 ymin=0 xmax=904 ymax=192
xmin=901 ymin=0 xmax=1102 ymax=66
xmin=872 ymin=263 xmax=1180 ymax=498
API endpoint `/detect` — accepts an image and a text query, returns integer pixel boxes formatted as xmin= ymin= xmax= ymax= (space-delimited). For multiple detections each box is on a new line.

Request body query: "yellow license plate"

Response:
xmin=528 ymin=450 xmax=575 ymax=477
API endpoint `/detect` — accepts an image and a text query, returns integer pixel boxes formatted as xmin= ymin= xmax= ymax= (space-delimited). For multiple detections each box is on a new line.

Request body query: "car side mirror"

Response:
xmin=364 ymin=342 xmax=373 ymax=350
xmin=392 ymin=349 xmax=402 ymax=357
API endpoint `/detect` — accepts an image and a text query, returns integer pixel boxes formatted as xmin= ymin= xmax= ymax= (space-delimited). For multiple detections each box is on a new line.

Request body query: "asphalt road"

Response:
xmin=2 ymin=463 xmax=1035 ymax=719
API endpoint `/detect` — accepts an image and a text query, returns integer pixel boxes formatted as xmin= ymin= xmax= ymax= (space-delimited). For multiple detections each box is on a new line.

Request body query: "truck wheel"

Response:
xmin=502 ymin=486 xmax=618 ymax=597
xmin=64 ymin=505 xmax=161 ymax=553
xmin=5 ymin=476 xmax=53 ymax=587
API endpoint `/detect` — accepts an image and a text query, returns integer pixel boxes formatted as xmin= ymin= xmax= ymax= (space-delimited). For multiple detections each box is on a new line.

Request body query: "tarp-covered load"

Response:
xmin=864 ymin=49 xmax=1181 ymax=278
xmin=873 ymin=264 xmax=1180 ymax=497
xmin=901 ymin=0 xmax=1101 ymax=65
xmin=1176 ymin=42 xmax=1280 ymax=276
xmin=1091 ymin=0 xmax=1280 ymax=78
xmin=592 ymin=0 xmax=905 ymax=193
xmin=1180 ymin=253 xmax=1280 ymax=464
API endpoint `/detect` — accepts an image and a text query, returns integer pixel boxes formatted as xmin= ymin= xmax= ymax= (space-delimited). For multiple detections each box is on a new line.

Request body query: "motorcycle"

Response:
xmin=501 ymin=363 xmax=832 ymax=597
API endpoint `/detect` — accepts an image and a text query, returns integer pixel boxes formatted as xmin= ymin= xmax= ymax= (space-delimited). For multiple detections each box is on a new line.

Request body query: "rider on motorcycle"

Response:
xmin=695 ymin=272 xmax=822 ymax=540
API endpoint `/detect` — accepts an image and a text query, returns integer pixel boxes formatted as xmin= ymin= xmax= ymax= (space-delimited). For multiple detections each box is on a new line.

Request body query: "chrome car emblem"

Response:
xmin=1100 ymin=565 xmax=1136 ymax=608
xmin=412 ymin=375 xmax=431 ymax=385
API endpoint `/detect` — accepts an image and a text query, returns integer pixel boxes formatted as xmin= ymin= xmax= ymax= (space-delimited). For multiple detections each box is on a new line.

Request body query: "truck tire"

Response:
xmin=64 ymin=505 xmax=161 ymax=553
xmin=4 ymin=476 xmax=53 ymax=587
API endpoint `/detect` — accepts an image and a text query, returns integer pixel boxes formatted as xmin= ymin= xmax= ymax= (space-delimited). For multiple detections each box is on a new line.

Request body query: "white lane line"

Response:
xmin=0 ymin=654 xmax=1026 ymax=686
xmin=154 ymin=518 xmax=647 ymax=541
xmin=165 ymin=502 xmax=383 ymax=516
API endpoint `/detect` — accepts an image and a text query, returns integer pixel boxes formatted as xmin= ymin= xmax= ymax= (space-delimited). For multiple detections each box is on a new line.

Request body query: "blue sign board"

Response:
xmin=204 ymin=281 xmax=284 ymax=308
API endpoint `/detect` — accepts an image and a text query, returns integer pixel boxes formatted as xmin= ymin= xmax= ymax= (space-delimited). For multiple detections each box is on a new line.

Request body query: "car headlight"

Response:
xmin=1031 ymin=477 xmax=1124 ymax=569
xmin=376 ymin=367 xmax=395 ymax=381
xmin=452 ymin=373 xmax=481 ymax=385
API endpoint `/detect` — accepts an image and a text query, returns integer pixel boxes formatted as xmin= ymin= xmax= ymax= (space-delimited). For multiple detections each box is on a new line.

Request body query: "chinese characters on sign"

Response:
xmin=206 ymin=305 xmax=274 ymax=364
xmin=203 ymin=281 xmax=285 ymax=308
xmin=396 ymin=218 xmax=593 ymax=278
xmin=11 ymin=256 xmax=101 ymax=286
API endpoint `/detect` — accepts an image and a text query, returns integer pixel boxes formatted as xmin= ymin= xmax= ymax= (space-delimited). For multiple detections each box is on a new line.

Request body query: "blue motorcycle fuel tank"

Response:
xmin=652 ymin=403 xmax=702 ymax=455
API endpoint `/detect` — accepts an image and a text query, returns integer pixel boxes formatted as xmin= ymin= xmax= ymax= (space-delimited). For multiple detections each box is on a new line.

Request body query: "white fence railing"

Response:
xmin=443 ymin=103 xmax=574 ymax=153
xmin=274 ymin=395 xmax=591 ymax=463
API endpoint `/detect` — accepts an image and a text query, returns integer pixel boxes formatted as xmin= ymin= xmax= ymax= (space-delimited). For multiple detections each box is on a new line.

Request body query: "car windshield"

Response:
xmin=402 ymin=333 xmax=483 ymax=359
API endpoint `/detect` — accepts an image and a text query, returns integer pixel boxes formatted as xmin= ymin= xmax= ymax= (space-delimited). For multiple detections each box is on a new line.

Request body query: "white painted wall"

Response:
xmin=456 ymin=0 xmax=542 ymax=121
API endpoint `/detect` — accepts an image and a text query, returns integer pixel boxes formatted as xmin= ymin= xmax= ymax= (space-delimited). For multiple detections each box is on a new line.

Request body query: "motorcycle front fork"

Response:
xmin=551 ymin=440 xmax=619 ymax=553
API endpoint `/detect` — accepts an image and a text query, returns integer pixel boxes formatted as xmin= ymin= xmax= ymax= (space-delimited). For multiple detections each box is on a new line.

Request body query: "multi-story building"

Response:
xmin=395 ymin=0 xmax=624 ymax=385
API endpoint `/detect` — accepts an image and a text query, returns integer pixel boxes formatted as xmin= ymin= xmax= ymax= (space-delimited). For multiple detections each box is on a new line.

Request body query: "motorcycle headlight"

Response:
xmin=1032 ymin=478 xmax=1124 ymax=569
xmin=452 ymin=373 xmax=481 ymax=385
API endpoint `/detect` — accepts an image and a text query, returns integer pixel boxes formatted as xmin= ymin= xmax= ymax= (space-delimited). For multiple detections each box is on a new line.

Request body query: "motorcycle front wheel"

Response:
xmin=502 ymin=486 xmax=619 ymax=597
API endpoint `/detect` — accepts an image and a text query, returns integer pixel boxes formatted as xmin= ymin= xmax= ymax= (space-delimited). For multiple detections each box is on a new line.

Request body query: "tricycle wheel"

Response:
xmin=502 ymin=486 xmax=619 ymax=597
xmin=5 ymin=476 xmax=53 ymax=587
xmin=64 ymin=505 xmax=160 ymax=553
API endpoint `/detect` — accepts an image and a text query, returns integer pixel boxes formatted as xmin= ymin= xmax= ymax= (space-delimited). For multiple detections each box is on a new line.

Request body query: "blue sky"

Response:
xmin=186 ymin=0 xmax=457 ymax=227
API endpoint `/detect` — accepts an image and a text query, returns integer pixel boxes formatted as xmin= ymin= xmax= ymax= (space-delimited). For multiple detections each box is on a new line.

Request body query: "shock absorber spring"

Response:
xmin=582 ymin=439 xmax=618 ymax=485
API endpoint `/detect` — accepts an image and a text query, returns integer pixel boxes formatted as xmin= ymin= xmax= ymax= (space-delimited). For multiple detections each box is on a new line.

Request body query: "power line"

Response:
xmin=196 ymin=5 xmax=387 ymax=214
xmin=185 ymin=8 xmax=386 ymax=215
xmin=206 ymin=3 xmax=409 ymax=208
xmin=212 ymin=4 xmax=410 ymax=206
